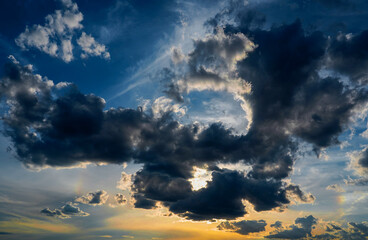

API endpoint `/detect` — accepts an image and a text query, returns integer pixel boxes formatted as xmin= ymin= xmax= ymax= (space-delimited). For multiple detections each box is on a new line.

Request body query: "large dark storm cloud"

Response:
xmin=169 ymin=169 xmax=313 ymax=221
xmin=3 ymin=0 xmax=368 ymax=222
xmin=228 ymin=20 xmax=368 ymax=152
xmin=0 ymin=58 xmax=313 ymax=220
xmin=157 ymin=2 xmax=368 ymax=220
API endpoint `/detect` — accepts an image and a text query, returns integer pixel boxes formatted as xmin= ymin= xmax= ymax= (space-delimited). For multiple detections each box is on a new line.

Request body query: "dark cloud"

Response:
xmin=132 ymin=193 xmax=157 ymax=209
xmin=75 ymin=190 xmax=109 ymax=206
xmin=40 ymin=203 xmax=89 ymax=219
xmin=311 ymin=233 xmax=336 ymax=239
xmin=350 ymin=222 xmax=368 ymax=236
xmin=327 ymin=30 xmax=368 ymax=83
xmin=329 ymin=224 xmax=342 ymax=231
xmin=266 ymin=215 xmax=317 ymax=239
xmin=217 ymin=219 xmax=267 ymax=236
xmin=131 ymin=169 xmax=193 ymax=203
xmin=271 ymin=221 xmax=283 ymax=229
xmin=0 ymin=59 xmax=248 ymax=170
xmin=316 ymin=222 xmax=368 ymax=240
xmin=3 ymin=59 xmax=310 ymax=220
xmin=168 ymin=169 xmax=312 ymax=221
xmin=357 ymin=150 xmax=368 ymax=168
xmin=232 ymin=21 xmax=368 ymax=150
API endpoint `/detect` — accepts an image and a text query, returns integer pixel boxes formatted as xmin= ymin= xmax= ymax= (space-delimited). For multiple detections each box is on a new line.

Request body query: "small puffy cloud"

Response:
xmin=117 ymin=172 xmax=132 ymax=191
xmin=15 ymin=25 xmax=58 ymax=57
xmin=326 ymin=184 xmax=345 ymax=193
xmin=77 ymin=32 xmax=110 ymax=60
xmin=61 ymin=39 xmax=74 ymax=62
xmin=217 ymin=219 xmax=267 ymax=236
xmin=115 ymin=193 xmax=127 ymax=205
xmin=75 ymin=190 xmax=109 ymax=206
xmin=41 ymin=203 xmax=89 ymax=218
xmin=15 ymin=0 xmax=109 ymax=62
xmin=286 ymin=185 xmax=315 ymax=204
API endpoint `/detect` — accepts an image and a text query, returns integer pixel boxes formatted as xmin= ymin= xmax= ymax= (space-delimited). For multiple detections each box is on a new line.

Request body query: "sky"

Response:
xmin=0 ymin=0 xmax=368 ymax=239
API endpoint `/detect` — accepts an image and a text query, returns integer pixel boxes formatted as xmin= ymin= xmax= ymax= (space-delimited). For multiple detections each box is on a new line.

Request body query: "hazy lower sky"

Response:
xmin=1 ymin=0 xmax=368 ymax=239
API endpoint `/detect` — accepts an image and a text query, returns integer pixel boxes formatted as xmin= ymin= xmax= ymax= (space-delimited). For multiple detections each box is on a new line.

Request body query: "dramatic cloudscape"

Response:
xmin=1 ymin=0 xmax=368 ymax=239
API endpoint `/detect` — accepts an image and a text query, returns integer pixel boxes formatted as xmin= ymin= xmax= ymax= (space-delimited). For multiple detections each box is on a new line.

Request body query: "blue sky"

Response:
xmin=1 ymin=0 xmax=368 ymax=239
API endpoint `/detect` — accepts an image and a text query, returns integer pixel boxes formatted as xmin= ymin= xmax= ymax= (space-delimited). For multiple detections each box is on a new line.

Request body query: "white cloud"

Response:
xmin=16 ymin=25 xmax=58 ymax=57
xmin=77 ymin=32 xmax=110 ymax=60
xmin=117 ymin=172 xmax=132 ymax=191
xmin=151 ymin=96 xmax=186 ymax=118
xmin=15 ymin=0 xmax=109 ymax=62
xmin=61 ymin=39 xmax=73 ymax=62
